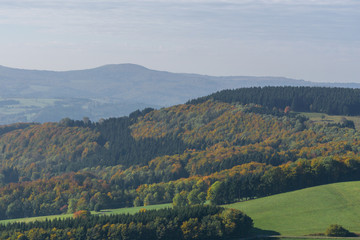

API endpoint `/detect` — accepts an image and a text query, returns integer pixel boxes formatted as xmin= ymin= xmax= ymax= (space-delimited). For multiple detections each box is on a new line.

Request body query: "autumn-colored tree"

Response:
xmin=181 ymin=218 xmax=200 ymax=240
xmin=73 ymin=210 xmax=91 ymax=219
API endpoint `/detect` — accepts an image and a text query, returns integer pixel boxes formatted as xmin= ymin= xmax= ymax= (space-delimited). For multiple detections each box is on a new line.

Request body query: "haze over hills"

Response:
xmin=1 ymin=63 xmax=360 ymax=124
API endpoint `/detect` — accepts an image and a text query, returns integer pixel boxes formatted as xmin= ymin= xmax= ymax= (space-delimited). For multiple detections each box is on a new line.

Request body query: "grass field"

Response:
xmin=0 ymin=213 xmax=74 ymax=225
xmin=0 ymin=203 xmax=171 ymax=225
xmin=298 ymin=112 xmax=360 ymax=130
xmin=225 ymin=181 xmax=360 ymax=236
xmin=96 ymin=203 xmax=172 ymax=215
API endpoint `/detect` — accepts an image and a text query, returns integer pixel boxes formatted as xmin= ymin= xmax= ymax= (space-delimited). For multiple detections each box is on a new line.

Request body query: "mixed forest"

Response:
xmin=1 ymin=86 xmax=360 ymax=238
xmin=0 ymin=205 xmax=253 ymax=240
xmin=189 ymin=86 xmax=360 ymax=115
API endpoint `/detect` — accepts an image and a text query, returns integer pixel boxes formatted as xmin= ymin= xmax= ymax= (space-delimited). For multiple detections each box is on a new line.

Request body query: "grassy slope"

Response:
xmin=226 ymin=181 xmax=360 ymax=236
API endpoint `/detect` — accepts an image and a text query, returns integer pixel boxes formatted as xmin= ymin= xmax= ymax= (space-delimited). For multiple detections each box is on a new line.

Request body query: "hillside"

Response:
xmin=2 ymin=64 xmax=360 ymax=124
xmin=0 ymin=64 xmax=348 ymax=102
xmin=226 ymin=181 xmax=360 ymax=236
xmin=1 ymin=90 xmax=360 ymax=221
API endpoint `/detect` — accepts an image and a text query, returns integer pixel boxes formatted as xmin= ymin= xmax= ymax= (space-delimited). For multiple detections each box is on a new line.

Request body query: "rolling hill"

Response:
xmin=1 ymin=89 xmax=360 ymax=221
xmin=1 ymin=64 xmax=360 ymax=124
xmin=1 ymin=86 xmax=360 ymax=238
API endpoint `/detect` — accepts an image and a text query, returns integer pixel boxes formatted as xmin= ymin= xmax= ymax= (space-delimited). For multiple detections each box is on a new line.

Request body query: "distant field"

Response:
xmin=0 ymin=98 xmax=57 ymax=113
xmin=0 ymin=203 xmax=171 ymax=225
xmin=0 ymin=213 xmax=74 ymax=225
xmin=0 ymin=98 xmax=58 ymax=123
xmin=96 ymin=203 xmax=172 ymax=215
xmin=299 ymin=112 xmax=360 ymax=130
xmin=225 ymin=181 xmax=360 ymax=236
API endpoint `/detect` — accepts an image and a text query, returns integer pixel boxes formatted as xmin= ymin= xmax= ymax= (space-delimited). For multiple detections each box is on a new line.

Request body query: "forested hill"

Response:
xmin=1 ymin=98 xmax=360 ymax=220
xmin=188 ymin=86 xmax=360 ymax=115
xmin=2 ymin=65 xmax=360 ymax=125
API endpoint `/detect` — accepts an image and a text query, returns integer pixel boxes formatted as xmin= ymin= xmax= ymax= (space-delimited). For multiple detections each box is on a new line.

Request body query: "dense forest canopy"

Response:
xmin=1 ymin=86 xmax=360 ymax=223
xmin=188 ymin=86 xmax=360 ymax=116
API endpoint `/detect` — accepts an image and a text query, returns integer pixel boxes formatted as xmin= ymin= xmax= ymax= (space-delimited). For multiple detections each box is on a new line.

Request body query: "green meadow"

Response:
xmin=226 ymin=181 xmax=360 ymax=236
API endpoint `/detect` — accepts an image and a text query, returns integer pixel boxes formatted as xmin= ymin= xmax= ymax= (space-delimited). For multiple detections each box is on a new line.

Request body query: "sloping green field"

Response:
xmin=226 ymin=181 xmax=360 ymax=236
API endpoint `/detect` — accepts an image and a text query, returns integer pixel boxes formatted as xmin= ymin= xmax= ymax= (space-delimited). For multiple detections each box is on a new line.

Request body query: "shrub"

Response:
xmin=325 ymin=224 xmax=353 ymax=237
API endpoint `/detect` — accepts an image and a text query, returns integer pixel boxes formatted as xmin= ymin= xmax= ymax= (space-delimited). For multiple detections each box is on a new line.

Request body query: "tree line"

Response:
xmin=0 ymin=205 xmax=253 ymax=240
xmin=188 ymin=86 xmax=360 ymax=116
xmin=1 ymin=152 xmax=359 ymax=220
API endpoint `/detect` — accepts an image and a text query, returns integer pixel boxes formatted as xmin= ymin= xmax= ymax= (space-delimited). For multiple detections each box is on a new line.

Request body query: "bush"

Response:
xmin=325 ymin=224 xmax=354 ymax=237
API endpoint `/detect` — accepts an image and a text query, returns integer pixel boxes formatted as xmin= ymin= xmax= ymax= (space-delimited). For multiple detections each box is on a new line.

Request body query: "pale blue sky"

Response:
xmin=0 ymin=0 xmax=359 ymax=82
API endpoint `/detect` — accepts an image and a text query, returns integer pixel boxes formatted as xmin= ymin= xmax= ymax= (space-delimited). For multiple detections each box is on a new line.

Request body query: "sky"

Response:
xmin=0 ymin=0 xmax=359 ymax=83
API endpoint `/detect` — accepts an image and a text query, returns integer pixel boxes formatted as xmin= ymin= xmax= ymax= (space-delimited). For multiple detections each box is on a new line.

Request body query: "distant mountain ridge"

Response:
xmin=0 ymin=63 xmax=359 ymax=124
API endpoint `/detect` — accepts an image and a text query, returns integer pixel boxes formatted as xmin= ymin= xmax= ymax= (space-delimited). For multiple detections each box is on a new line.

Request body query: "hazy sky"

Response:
xmin=0 ymin=0 xmax=359 ymax=82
